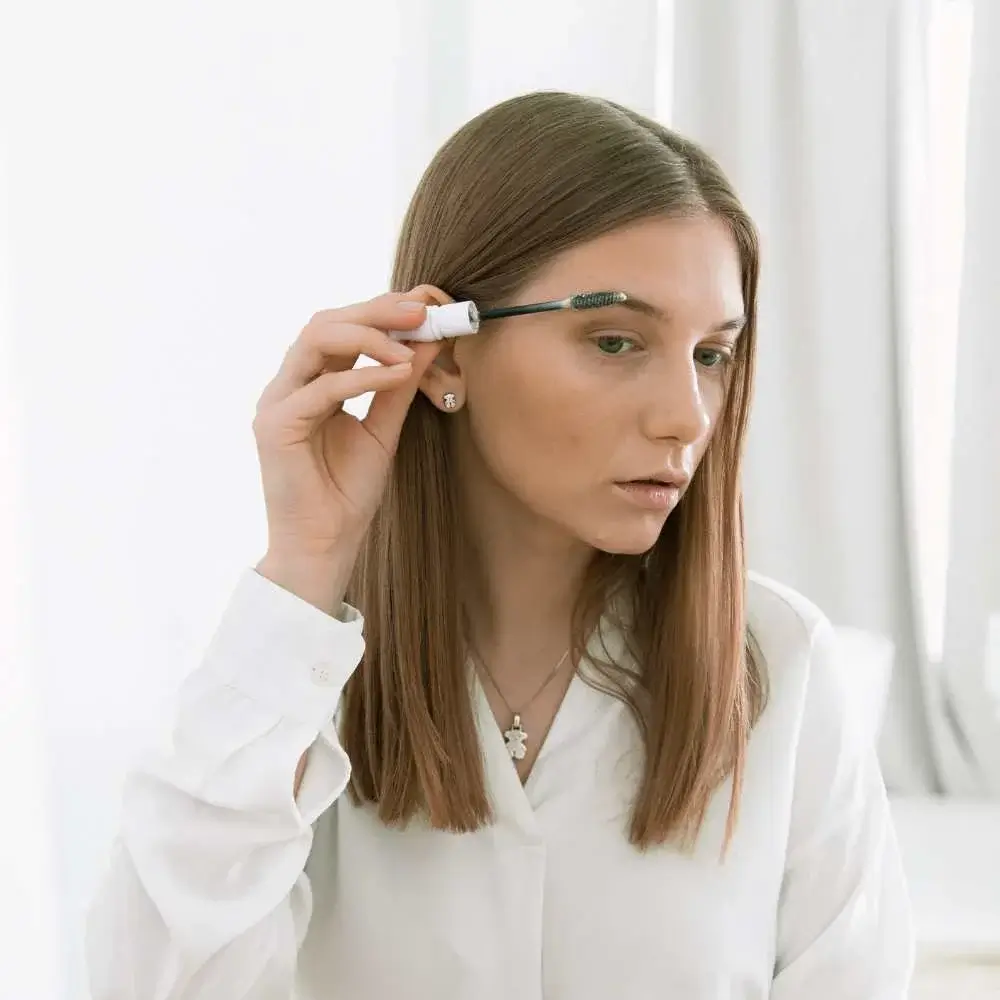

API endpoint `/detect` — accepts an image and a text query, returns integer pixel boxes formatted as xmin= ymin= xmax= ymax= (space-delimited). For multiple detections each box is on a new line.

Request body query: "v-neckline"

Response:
xmin=470 ymin=664 xmax=592 ymax=836
xmin=466 ymin=610 xmax=632 ymax=836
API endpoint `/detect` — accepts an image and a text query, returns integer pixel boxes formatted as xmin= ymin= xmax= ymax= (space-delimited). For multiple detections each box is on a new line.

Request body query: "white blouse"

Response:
xmin=86 ymin=567 xmax=915 ymax=999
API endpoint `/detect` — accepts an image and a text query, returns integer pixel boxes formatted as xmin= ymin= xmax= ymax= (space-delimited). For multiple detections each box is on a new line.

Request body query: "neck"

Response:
xmin=457 ymin=465 xmax=593 ymax=684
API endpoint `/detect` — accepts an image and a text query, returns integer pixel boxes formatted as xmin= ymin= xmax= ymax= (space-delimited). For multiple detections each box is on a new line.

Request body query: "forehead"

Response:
xmin=528 ymin=215 xmax=745 ymax=319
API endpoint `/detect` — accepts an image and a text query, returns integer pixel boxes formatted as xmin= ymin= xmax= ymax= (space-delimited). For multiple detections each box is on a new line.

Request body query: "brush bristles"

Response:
xmin=478 ymin=290 xmax=629 ymax=323
xmin=569 ymin=291 xmax=628 ymax=310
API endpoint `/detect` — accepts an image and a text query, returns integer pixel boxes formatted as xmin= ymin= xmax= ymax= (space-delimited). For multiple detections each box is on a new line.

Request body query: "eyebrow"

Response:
xmin=612 ymin=294 xmax=746 ymax=334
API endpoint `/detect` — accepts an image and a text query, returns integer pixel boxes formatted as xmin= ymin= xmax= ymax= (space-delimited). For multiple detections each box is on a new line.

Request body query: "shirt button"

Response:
xmin=310 ymin=663 xmax=336 ymax=686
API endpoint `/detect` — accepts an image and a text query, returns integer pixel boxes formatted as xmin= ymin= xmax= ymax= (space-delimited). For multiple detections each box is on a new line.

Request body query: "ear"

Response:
xmin=408 ymin=284 xmax=469 ymax=413
xmin=418 ymin=339 xmax=466 ymax=412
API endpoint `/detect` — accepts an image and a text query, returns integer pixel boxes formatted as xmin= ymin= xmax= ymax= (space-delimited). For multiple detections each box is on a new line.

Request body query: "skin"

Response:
xmin=418 ymin=214 xmax=746 ymax=780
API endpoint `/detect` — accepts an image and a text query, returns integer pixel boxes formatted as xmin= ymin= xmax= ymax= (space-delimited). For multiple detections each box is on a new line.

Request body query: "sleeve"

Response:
xmin=770 ymin=615 xmax=916 ymax=999
xmin=85 ymin=567 xmax=365 ymax=1000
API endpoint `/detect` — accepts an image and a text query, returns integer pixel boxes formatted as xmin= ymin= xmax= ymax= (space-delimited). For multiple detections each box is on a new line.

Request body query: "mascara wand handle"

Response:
xmin=388 ymin=301 xmax=480 ymax=342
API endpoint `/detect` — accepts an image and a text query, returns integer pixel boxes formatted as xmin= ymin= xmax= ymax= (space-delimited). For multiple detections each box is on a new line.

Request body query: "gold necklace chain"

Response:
xmin=470 ymin=645 xmax=571 ymax=761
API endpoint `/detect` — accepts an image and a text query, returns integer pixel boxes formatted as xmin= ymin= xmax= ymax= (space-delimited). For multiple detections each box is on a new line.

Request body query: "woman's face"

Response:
xmin=425 ymin=214 xmax=746 ymax=555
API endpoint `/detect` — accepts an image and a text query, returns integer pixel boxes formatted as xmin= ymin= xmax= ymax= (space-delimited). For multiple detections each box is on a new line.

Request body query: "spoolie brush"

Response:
xmin=479 ymin=290 xmax=628 ymax=321
xmin=388 ymin=291 xmax=630 ymax=343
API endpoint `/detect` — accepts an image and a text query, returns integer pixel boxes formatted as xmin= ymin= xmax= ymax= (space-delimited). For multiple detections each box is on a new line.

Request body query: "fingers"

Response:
xmin=258 ymin=294 xmax=428 ymax=408
xmin=254 ymin=287 xmax=454 ymax=448
xmin=256 ymin=362 xmax=415 ymax=442
xmin=310 ymin=290 xmax=439 ymax=330
xmin=362 ymin=340 xmax=444 ymax=450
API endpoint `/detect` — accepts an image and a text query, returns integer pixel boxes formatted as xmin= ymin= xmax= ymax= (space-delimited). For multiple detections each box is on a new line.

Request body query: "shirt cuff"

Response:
xmin=197 ymin=567 xmax=366 ymax=731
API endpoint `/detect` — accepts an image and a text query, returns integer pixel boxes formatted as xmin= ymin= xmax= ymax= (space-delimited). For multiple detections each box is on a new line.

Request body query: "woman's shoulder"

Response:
xmin=747 ymin=569 xmax=827 ymax=639
xmin=745 ymin=570 xmax=832 ymax=686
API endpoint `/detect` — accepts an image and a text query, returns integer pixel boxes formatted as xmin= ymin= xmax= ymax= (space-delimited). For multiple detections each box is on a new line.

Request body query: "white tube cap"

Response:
xmin=388 ymin=301 xmax=480 ymax=342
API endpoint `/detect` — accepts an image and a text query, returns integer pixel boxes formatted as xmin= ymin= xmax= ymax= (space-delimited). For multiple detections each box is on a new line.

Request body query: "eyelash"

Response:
xmin=592 ymin=335 xmax=736 ymax=370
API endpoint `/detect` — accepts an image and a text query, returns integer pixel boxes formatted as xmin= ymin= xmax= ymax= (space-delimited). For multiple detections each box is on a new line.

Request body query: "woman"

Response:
xmin=86 ymin=91 xmax=914 ymax=998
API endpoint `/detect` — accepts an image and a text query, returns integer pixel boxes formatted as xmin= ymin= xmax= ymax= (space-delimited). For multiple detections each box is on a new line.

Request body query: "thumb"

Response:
xmin=362 ymin=340 xmax=443 ymax=451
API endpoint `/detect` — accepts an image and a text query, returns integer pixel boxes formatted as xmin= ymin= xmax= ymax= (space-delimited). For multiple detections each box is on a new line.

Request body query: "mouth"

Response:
xmin=612 ymin=475 xmax=688 ymax=512
xmin=617 ymin=472 xmax=690 ymax=490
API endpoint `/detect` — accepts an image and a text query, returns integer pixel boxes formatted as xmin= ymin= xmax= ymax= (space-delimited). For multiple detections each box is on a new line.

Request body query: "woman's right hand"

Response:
xmin=252 ymin=288 xmax=444 ymax=584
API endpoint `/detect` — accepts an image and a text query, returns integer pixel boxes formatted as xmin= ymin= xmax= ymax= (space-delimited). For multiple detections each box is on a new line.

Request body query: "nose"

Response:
xmin=639 ymin=354 xmax=713 ymax=445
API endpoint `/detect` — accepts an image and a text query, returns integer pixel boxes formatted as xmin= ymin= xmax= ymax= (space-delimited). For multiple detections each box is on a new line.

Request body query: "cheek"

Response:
xmin=692 ymin=379 xmax=731 ymax=461
xmin=471 ymin=371 xmax=586 ymax=464
xmin=704 ymin=382 xmax=728 ymax=433
xmin=464 ymin=344 xmax=617 ymax=480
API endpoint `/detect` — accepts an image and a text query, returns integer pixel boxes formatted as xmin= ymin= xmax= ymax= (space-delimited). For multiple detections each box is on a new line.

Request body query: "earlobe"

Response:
xmin=418 ymin=340 xmax=464 ymax=411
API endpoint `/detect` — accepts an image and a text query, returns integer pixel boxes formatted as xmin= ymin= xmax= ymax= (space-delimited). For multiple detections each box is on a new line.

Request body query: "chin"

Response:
xmin=581 ymin=517 xmax=667 ymax=556
xmin=593 ymin=538 xmax=661 ymax=557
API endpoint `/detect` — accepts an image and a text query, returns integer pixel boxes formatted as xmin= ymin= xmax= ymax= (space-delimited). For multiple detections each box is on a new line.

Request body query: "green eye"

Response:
xmin=594 ymin=335 xmax=637 ymax=356
xmin=695 ymin=347 xmax=732 ymax=369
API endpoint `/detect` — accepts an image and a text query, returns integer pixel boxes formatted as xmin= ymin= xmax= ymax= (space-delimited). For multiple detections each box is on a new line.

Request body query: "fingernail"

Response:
xmin=397 ymin=300 xmax=425 ymax=311
xmin=390 ymin=342 xmax=415 ymax=360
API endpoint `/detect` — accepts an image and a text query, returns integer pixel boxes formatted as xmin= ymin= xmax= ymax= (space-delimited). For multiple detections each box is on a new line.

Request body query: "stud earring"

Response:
xmin=442 ymin=392 xmax=458 ymax=410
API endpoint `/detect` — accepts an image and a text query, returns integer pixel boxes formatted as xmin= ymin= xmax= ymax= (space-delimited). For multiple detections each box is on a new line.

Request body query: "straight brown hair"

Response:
xmin=342 ymin=91 xmax=767 ymax=853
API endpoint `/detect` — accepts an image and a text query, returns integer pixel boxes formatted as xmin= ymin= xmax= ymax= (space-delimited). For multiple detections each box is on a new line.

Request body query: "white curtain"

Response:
xmin=671 ymin=0 xmax=1000 ymax=796
xmin=941 ymin=0 xmax=1000 ymax=794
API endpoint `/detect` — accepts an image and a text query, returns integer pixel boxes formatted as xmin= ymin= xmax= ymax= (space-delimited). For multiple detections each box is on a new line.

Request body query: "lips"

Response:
xmin=621 ymin=473 xmax=690 ymax=490
xmin=612 ymin=479 xmax=683 ymax=512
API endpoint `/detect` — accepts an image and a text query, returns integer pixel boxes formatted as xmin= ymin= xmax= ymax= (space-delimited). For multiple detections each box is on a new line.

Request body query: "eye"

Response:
xmin=593 ymin=334 xmax=639 ymax=356
xmin=695 ymin=346 xmax=734 ymax=369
